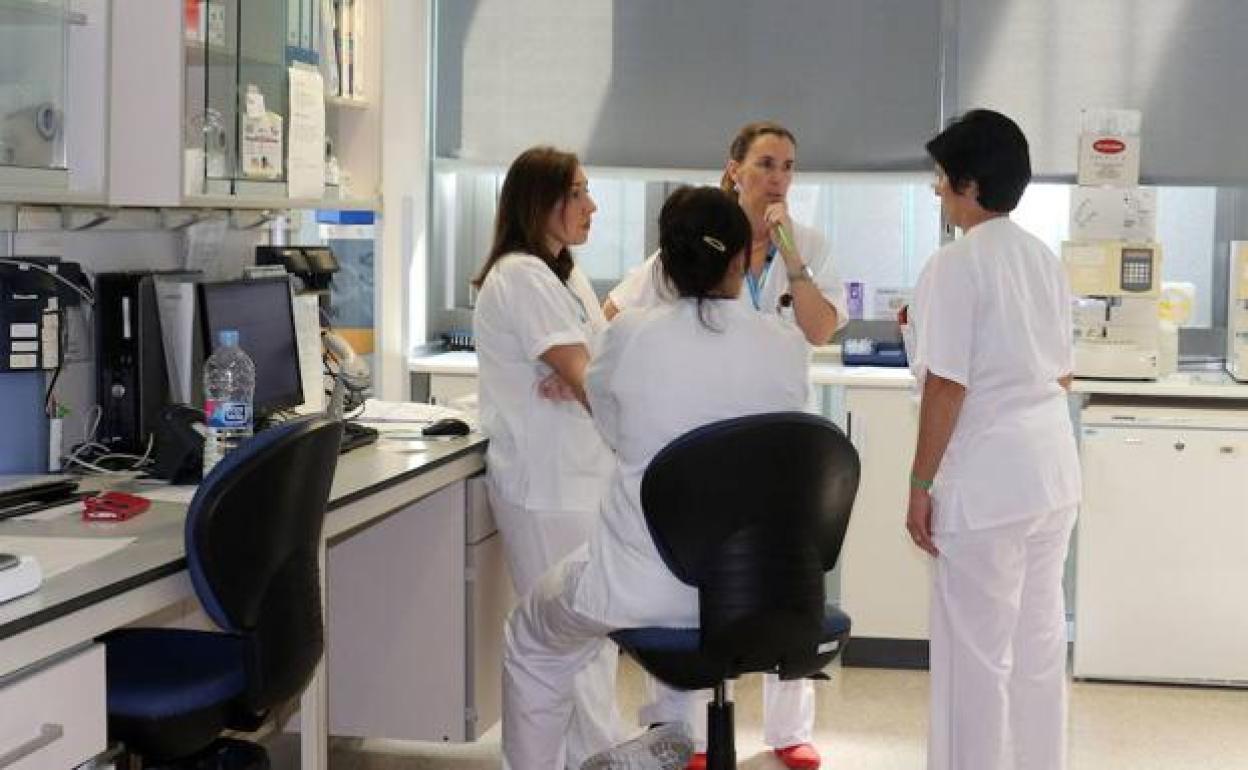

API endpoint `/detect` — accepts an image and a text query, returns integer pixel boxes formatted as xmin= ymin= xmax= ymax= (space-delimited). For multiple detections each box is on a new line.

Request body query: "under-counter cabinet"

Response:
xmin=0 ymin=644 xmax=106 ymax=769
xmin=1075 ymin=405 xmax=1248 ymax=684
xmin=837 ymin=385 xmax=930 ymax=666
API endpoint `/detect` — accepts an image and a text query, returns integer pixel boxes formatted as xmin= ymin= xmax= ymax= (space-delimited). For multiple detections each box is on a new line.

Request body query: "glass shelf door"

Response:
xmin=0 ymin=0 xmax=70 ymax=171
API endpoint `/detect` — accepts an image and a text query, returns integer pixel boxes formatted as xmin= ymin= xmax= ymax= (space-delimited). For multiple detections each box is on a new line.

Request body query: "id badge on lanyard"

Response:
xmin=745 ymin=245 xmax=778 ymax=312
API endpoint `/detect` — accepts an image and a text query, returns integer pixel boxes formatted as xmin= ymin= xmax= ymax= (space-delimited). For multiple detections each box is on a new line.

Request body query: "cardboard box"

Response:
xmin=1077 ymin=108 xmax=1142 ymax=186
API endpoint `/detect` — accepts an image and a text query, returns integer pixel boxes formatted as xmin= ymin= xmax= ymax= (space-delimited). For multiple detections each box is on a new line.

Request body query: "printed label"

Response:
xmin=206 ymin=399 xmax=252 ymax=429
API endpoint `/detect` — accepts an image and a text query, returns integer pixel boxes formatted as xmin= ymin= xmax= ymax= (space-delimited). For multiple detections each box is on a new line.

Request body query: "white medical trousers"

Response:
xmin=928 ymin=504 xmax=1076 ymax=770
xmin=641 ymin=675 xmax=814 ymax=750
xmin=490 ymin=486 xmax=622 ymax=769
xmin=503 ymin=558 xmax=619 ymax=770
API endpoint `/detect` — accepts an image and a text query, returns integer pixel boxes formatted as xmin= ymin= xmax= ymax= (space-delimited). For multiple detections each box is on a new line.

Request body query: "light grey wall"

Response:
xmin=955 ymin=0 xmax=1248 ymax=184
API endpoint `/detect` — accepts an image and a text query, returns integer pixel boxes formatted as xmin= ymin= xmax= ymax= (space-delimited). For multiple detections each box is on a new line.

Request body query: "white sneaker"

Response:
xmin=579 ymin=722 xmax=694 ymax=770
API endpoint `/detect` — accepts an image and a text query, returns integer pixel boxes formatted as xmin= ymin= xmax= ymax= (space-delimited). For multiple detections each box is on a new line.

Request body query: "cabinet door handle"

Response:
xmin=0 ymin=724 xmax=65 ymax=768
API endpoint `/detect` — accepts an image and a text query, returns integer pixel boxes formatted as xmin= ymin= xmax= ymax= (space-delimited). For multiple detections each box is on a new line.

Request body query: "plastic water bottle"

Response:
xmin=202 ymin=329 xmax=255 ymax=476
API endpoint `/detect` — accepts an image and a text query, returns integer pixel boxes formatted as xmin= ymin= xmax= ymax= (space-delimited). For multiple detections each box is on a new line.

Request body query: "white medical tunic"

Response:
xmin=474 ymin=253 xmax=613 ymax=513
xmin=575 ymin=299 xmax=810 ymax=628
xmin=909 ymin=217 xmax=1080 ymax=532
xmin=608 ymin=220 xmax=848 ymax=329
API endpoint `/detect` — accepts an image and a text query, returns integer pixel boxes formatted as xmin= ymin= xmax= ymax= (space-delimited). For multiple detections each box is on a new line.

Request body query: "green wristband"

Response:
xmin=910 ymin=474 xmax=934 ymax=492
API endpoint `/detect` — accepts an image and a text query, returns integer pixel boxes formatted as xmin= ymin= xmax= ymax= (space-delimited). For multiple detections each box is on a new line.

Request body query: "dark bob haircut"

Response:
xmin=925 ymin=109 xmax=1031 ymax=213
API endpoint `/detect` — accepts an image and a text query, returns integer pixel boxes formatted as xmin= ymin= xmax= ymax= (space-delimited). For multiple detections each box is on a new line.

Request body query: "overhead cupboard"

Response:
xmin=0 ymin=0 xmax=380 ymax=211
xmin=0 ymin=0 xmax=109 ymax=204
xmin=109 ymin=0 xmax=380 ymax=210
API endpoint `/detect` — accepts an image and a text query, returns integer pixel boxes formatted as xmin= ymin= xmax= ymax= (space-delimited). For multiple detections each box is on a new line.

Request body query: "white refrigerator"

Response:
xmin=1075 ymin=404 xmax=1248 ymax=684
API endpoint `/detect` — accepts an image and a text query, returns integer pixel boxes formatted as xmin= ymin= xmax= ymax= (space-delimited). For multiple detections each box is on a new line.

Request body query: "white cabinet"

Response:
xmin=430 ymin=373 xmax=478 ymax=406
xmin=1075 ymin=406 xmax=1248 ymax=683
xmin=838 ymin=386 xmax=930 ymax=666
xmin=0 ymin=0 xmax=108 ymax=202
xmin=0 ymin=644 xmax=106 ymax=769
xmin=325 ymin=477 xmax=512 ymax=741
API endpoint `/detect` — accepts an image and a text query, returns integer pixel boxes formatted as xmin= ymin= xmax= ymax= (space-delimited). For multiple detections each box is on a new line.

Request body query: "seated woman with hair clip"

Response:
xmin=501 ymin=186 xmax=810 ymax=770
xmin=603 ymin=120 xmax=843 ymax=770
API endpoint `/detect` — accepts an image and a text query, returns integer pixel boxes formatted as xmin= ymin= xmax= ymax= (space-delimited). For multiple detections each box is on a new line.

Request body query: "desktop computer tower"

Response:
xmin=95 ymin=273 xmax=175 ymax=454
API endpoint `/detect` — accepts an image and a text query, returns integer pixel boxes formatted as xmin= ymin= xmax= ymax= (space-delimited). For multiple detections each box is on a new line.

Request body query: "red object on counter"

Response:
xmin=83 ymin=491 xmax=151 ymax=522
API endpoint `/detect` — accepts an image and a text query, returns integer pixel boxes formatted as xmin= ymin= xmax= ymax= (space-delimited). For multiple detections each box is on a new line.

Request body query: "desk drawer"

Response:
xmin=0 ymin=644 xmax=106 ymax=770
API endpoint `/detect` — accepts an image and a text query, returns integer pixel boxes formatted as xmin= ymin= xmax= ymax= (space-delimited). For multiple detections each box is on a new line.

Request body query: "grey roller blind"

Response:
xmin=434 ymin=0 xmax=941 ymax=171
xmin=955 ymin=0 xmax=1248 ymax=184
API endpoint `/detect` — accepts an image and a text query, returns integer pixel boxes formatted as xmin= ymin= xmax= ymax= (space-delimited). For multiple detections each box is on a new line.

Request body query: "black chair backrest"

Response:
xmin=186 ymin=415 xmax=344 ymax=713
xmin=640 ymin=412 xmax=859 ymax=677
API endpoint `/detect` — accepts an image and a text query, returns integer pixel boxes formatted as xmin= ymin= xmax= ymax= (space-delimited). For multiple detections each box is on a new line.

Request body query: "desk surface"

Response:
xmin=0 ymin=432 xmax=488 ymax=647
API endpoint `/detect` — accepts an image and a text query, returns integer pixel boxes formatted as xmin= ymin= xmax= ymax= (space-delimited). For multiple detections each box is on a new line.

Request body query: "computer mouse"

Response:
xmin=422 ymin=417 xmax=471 ymax=437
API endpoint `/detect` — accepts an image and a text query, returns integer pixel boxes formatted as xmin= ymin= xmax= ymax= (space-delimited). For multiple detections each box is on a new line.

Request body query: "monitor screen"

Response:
xmin=198 ymin=277 xmax=304 ymax=415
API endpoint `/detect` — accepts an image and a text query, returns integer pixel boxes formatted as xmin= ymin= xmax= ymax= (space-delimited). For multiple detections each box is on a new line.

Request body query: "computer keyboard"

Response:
xmin=339 ymin=421 xmax=380 ymax=454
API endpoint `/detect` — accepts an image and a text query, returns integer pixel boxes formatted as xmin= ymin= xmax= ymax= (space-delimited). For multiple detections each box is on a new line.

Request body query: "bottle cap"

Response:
xmin=219 ymin=329 xmax=240 ymax=347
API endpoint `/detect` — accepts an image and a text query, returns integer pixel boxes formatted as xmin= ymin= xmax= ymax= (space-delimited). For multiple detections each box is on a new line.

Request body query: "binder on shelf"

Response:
xmin=351 ymin=0 xmax=365 ymax=99
xmin=299 ymin=0 xmax=313 ymax=52
xmin=339 ymin=0 xmax=353 ymax=99
xmin=286 ymin=0 xmax=301 ymax=47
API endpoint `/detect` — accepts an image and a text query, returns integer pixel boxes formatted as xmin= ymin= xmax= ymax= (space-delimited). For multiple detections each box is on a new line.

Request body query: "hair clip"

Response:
xmin=701 ymin=235 xmax=726 ymax=252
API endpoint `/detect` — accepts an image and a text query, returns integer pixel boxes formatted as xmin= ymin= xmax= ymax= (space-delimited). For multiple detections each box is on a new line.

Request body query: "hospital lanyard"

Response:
xmin=744 ymin=244 xmax=778 ymax=311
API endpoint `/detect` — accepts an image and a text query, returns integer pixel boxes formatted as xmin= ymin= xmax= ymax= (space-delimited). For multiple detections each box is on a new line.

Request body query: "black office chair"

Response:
xmin=104 ymin=416 xmax=343 ymax=768
xmin=609 ymin=412 xmax=860 ymax=770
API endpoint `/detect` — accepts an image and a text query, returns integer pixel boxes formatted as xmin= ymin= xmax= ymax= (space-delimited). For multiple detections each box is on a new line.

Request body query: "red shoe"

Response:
xmin=774 ymin=743 xmax=821 ymax=769
xmin=685 ymin=752 xmax=706 ymax=770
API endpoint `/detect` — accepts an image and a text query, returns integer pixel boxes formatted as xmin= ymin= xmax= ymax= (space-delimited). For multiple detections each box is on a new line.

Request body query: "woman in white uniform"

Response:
xmin=502 ymin=186 xmax=810 ymax=770
xmin=904 ymin=110 xmax=1080 ymax=770
xmin=473 ymin=146 xmax=622 ymax=769
xmin=604 ymin=121 xmax=845 ymax=770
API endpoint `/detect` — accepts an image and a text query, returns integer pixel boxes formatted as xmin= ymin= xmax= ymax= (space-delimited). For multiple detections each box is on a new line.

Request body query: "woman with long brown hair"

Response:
xmin=473 ymin=145 xmax=622 ymax=769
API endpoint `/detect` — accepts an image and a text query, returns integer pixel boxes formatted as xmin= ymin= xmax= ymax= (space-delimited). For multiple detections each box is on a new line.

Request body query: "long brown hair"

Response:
xmin=472 ymin=146 xmax=579 ymax=289
xmin=718 ymin=121 xmax=799 ymax=197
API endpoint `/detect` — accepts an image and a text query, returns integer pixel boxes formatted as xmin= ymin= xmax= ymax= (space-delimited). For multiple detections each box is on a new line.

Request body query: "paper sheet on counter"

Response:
xmin=0 ymin=535 xmax=135 ymax=579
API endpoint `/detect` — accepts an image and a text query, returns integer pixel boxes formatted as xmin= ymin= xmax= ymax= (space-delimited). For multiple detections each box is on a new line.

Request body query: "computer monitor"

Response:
xmin=197 ymin=277 xmax=304 ymax=416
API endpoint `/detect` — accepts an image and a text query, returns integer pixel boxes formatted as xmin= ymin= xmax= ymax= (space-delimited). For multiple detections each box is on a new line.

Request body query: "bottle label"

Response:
xmin=206 ymin=399 xmax=252 ymax=429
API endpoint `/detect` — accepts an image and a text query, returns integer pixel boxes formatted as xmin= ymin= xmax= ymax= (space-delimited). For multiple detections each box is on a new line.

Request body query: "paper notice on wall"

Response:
xmin=288 ymin=65 xmax=326 ymax=200
xmin=871 ymin=287 xmax=912 ymax=320
xmin=184 ymin=217 xmax=228 ymax=280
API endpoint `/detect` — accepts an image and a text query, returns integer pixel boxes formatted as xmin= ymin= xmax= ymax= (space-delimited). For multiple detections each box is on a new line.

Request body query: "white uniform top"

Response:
xmin=575 ymin=300 xmax=810 ymax=627
xmin=909 ymin=217 xmax=1080 ymax=533
xmin=474 ymin=253 xmax=613 ymax=512
xmin=608 ymin=220 xmax=848 ymax=331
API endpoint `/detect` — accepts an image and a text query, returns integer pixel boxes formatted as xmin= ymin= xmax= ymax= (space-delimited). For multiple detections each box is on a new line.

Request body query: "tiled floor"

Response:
xmin=317 ymin=657 xmax=1248 ymax=769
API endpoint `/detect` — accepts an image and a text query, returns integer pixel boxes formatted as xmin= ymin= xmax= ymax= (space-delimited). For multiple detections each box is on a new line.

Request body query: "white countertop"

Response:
xmin=411 ymin=351 xmax=1248 ymax=399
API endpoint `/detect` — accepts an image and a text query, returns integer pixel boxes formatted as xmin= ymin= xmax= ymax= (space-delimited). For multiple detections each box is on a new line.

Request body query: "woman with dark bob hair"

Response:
xmin=903 ymin=110 xmax=1079 ymax=770
xmin=501 ymin=186 xmax=810 ymax=770
xmin=473 ymin=146 xmax=622 ymax=769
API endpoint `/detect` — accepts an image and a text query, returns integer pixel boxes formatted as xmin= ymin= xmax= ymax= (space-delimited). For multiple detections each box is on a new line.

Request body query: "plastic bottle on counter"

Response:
xmin=202 ymin=329 xmax=255 ymax=476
